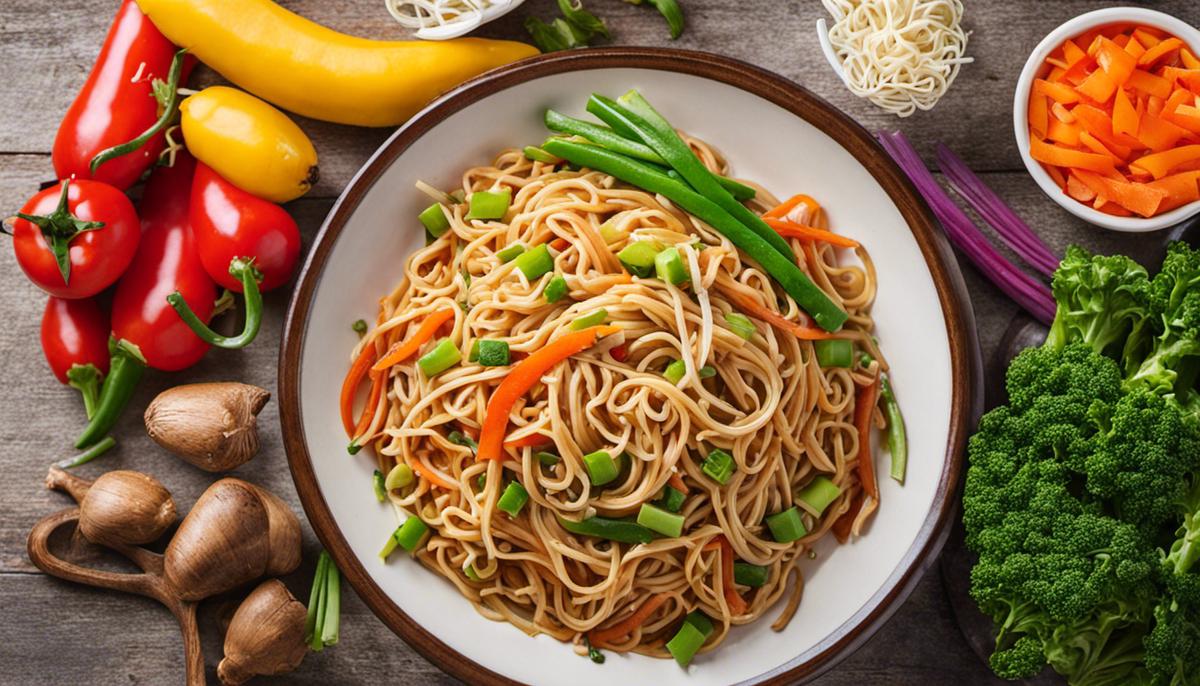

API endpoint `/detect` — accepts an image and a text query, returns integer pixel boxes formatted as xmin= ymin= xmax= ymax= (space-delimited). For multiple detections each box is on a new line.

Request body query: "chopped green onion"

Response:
xmin=584 ymin=636 xmax=606 ymax=664
xmin=766 ymin=507 xmax=807 ymax=543
xmin=724 ymin=312 xmax=756 ymax=340
xmin=814 ymin=339 xmax=854 ymax=368
xmin=733 ymin=562 xmax=769 ymax=588
xmin=347 ymin=440 xmax=362 ymax=455
xmin=544 ymin=274 xmax=569 ymax=303
xmin=599 ymin=221 xmax=627 ymax=244
xmin=654 ymin=246 xmax=690 ymax=285
xmin=700 ymin=448 xmax=734 ymax=485
xmin=523 ymin=145 xmax=557 ymax=163
xmin=796 ymin=475 xmax=841 ymax=515
xmin=385 ymin=463 xmax=415 ymax=491
xmin=417 ymin=338 xmax=461 ymax=377
xmin=305 ymin=551 xmax=329 ymax=648
xmin=465 ymin=189 xmax=511 ymax=220
xmin=583 ymin=449 xmax=619 ymax=486
xmin=569 ymin=308 xmax=608 ymax=330
xmin=698 ymin=365 xmax=716 ymax=379
xmin=378 ymin=528 xmax=401 ymax=559
xmin=372 ymin=470 xmax=387 ymax=502
xmin=352 ymin=319 xmax=368 ymax=337
xmin=394 ymin=516 xmax=430 ymax=553
xmin=881 ymin=376 xmax=908 ymax=484
xmin=663 ymin=359 xmax=686 ymax=385
xmin=319 ymin=559 xmax=340 ymax=647
xmin=535 ymin=451 xmax=561 ymax=466
xmin=497 ymin=242 xmax=526 ymax=263
xmin=497 ymin=481 xmax=530 ymax=517
xmin=476 ymin=472 xmax=487 ymax=491
xmin=684 ymin=610 xmax=713 ymax=636
xmin=473 ymin=339 xmax=510 ymax=367
xmin=448 ymin=430 xmax=479 ymax=453
xmin=617 ymin=241 xmax=661 ymax=277
xmin=666 ymin=620 xmax=706 ymax=667
xmin=515 ymin=243 xmax=555 ymax=280
xmin=464 ymin=563 xmax=483 ymax=581
xmin=637 ymin=503 xmax=685 ymax=537
xmin=557 ymin=515 xmax=655 ymax=544
xmin=659 ymin=484 xmax=686 ymax=513
xmin=418 ymin=203 xmax=450 ymax=237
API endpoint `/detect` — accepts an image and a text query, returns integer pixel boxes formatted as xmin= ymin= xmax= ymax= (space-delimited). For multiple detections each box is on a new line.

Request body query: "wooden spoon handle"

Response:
xmin=27 ymin=508 xmax=163 ymax=599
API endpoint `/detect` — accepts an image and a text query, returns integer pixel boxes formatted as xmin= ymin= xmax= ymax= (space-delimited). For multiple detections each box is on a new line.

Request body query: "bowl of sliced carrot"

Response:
xmin=1015 ymin=7 xmax=1200 ymax=232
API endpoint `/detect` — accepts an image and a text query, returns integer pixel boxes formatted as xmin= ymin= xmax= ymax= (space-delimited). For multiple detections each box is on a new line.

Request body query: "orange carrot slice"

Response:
xmin=502 ymin=433 xmax=553 ymax=449
xmin=371 ymin=308 xmax=456 ymax=373
xmin=1127 ymin=69 xmax=1174 ymax=99
xmin=763 ymin=217 xmax=860 ymax=248
xmin=720 ymin=287 xmax=835 ymax=341
xmin=1138 ymin=37 xmax=1183 ymax=68
xmin=589 ymin=594 xmax=670 ymax=647
xmin=716 ymin=536 xmax=748 ymax=615
xmin=1034 ymin=79 xmax=1081 ymax=104
xmin=1147 ymin=171 xmax=1200 ymax=212
xmin=667 ymin=471 xmax=690 ymax=495
xmin=1138 ymin=112 xmax=1190 ymax=152
xmin=1131 ymin=145 xmax=1200 ymax=179
xmin=764 ymin=193 xmax=822 ymax=222
xmin=1096 ymin=37 xmax=1137 ymax=85
xmin=854 ymin=378 xmax=880 ymax=501
xmin=477 ymin=325 xmax=620 ymax=461
xmin=1029 ymin=94 xmax=1049 ymax=139
xmin=1182 ymin=48 xmax=1200 ymax=70
xmin=832 ymin=492 xmax=865 ymax=544
xmin=1074 ymin=170 xmax=1168 ymax=217
xmin=1066 ymin=173 xmax=1097 ymax=202
xmin=410 ymin=458 xmax=454 ymax=490
xmin=1047 ymin=118 xmax=1081 ymax=146
xmin=1113 ymin=88 xmax=1140 ymax=137
xmin=1029 ymin=137 xmax=1117 ymax=174
xmin=341 ymin=343 xmax=380 ymax=437
xmin=1076 ymin=68 xmax=1117 ymax=103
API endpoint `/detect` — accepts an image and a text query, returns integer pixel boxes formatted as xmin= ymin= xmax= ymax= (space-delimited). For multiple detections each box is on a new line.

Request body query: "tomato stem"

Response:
xmin=14 ymin=179 xmax=105 ymax=285
xmin=167 ymin=257 xmax=263 ymax=349
xmin=65 ymin=363 xmax=103 ymax=419
xmin=89 ymin=49 xmax=188 ymax=176
xmin=74 ymin=338 xmax=146 ymax=450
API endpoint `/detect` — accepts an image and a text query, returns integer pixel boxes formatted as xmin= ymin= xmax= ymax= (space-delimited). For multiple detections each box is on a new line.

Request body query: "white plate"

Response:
xmin=281 ymin=49 xmax=980 ymax=686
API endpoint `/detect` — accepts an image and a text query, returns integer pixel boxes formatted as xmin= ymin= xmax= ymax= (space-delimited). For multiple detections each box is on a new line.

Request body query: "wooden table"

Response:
xmin=1 ymin=1 xmax=1195 ymax=683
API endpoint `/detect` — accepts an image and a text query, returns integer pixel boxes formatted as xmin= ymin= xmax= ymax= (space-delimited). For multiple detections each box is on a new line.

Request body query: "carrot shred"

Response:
xmin=1132 ymin=28 xmax=1162 ymax=49
xmin=1147 ymin=171 xmax=1200 ymax=212
xmin=1076 ymin=68 xmax=1117 ymax=103
xmin=1028 ymin=137 xmax=1116 ymax=174
xmin=1047 ymin=118 xmax=1081 ymax=146
xmin=341 ymin=343 xmax=380 ymax=438
xmin=1096 ymin=37 xmax=1137 ymax=85
xmin=1050 ymin=101 xmax=1076 ymax=123
xmin=1124 ymin=35 xmax=1147 ymax=61
xmin=1066 ymin=173 xmax=1097 ymax=202
xmin=1072 ymin=104 xmax=1143 ymax=149
xmin=832 ymin=492 xmax=865 ymax=544
xmin=1074 ymin=169 xmax=1168 ymax=217
xmin=716 ymin=536 xmax=748 ymax=615
xmin=477 ymin=325 xmax=620 ymax=461
xmin=854 ymin=378 xmax=880 ymax=501
xmin=1079 ymin=131 xmax=1126 ymax=161
xmin=371 ymin=308 xmax=456 ymax=373
xmin=410 ymin=458 xmax=454 ymax=490
xmin=1137 ymin=37 xmax=1183 ymax=68
xmin=1045 ymin=164 xmax=1068 ymax=190
xmin=667 ymin=471 xmax=690 ymax=495
xmin=1131 ymin=145 xmax=1200 ymax=179
xmin=1140 ymin=111 xmax=1190 ymax=151
xmin=549 ymin=237 xmax=569 ymax=251
xmin=1182 ymin=48 xmax=1200 ymax=70
xmin=1113 ymin=88 xmax=1140 ymax=137
xmin=1127 ymin=69 xmax=1174 ymax=99
xmin=352 ymin=371 xmax=385 ymax=441
xmin=763 ymin=217 xmax=860 ymax=248
xmin=1028 ymin=93 xmax=1049 ymax=139
xmin=502 ymin=433 xmax=553 ymax=449
xmin=1062 ymin=38 xmax=1087 ymax=66
xmin=764 ymin=193 xmax=821 ymax=222
xmin=589 ymin=594 xmax=670 ymax=647
xmin=720 ymin=287 xmax=834 ymax=341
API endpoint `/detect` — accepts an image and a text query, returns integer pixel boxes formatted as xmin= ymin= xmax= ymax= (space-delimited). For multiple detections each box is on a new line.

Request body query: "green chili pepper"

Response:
xmin=167 ymin=257 xmax=263 ymax=349
xmin=557 ymin=515 xmax=655 ymax=544
xmin=881 ymin=376 xmax=908 ymax=484
xmin=74 ymin=338 xmax=146 ymax=449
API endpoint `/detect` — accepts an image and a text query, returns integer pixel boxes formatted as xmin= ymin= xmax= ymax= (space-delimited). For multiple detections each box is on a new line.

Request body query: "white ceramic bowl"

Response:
xmin=281 ymin=49 xmax=981 ymax=686
xmin=1013 ymin=7 xmax=1200 ymax=232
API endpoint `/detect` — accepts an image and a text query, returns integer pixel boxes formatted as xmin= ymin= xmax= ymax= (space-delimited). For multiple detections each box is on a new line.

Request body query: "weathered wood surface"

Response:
xmin=0 ymin=0 xmax=1196 ymax=684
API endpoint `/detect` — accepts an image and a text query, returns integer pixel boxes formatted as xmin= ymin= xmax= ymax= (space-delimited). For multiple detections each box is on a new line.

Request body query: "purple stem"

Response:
xmin=876 ymin=131 xmax=1056 ymax=325
xmin=934 ymin=144 xmax=1061 ymax=277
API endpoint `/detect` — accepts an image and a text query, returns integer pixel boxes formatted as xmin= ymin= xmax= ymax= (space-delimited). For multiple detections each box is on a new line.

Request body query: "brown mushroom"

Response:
xmin=45 ymin=467 xmax=177 ymax=547
xmin=218 ymin=579 xmax=309 ymax=685
xmin=144 ymin=382 xmax=270 ymax=472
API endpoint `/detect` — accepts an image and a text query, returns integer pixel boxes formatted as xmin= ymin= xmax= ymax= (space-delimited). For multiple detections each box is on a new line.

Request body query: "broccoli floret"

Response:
xmin=990 ymin=635 xmax=1046 ymax=679
xmin=1145 ymin=484 xmax=1200 ymax=686
xmin=1085 ymin=390 xmax=1200 ymax=532
xmin=1127 ymin=242 xmax=1200 ymax=408
xmin=1046 ymin=245 xmax=1152 ymax=364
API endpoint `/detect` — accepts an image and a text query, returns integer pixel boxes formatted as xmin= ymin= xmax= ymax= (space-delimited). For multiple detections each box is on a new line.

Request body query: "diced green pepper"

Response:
xmin=497 ymin=482 xmax=529 ymax=517
xmin=654 ymin=246 xmax=689 ymax=285
xmin=497 ymin=242 xmax=526 ymax=263
xmin=515 ymin=243 xmax=554 ymax=280
xmin=535 ymin=451 xmax=561 ymax=466
xmin=395 ymin=516 xmax=430 ymax=553
xmin=473 ymin=339 xmax=510 ymax=367
xmin=733 ymin=562 xmax=769 ymax=588
xmin=418 ymin=203 xmax=450 ymax=237
xmin=544 ymin=274 xmax=569 ymax=303
xmin=796 ymin=475 xmax=841 ymax=515
xmin=465 ymin=189 xmax=511 ymax=220
xmin=385 ymin=463 xmax=414 ymax=491
xmin=814 ymin=339 xmax=854 ymax=368
xmin=617 ymin=241 xmax=661 ymax=277
xmin=372 ymin=470 xmax=386 ymax=502
xmin=724 ymin=312 xmax=757 ymax=340
xmin=417 ymin=338 xmax=461 ymax=377
xmin=583 ymin=449 xmax=619 ymax=486
xmin=569 ymin=308 xmax=608 ymax=330
xmin=664 ymin=359 xmax=686 ymax=385
xmin=659 ymin=485 xmax=686 ymax=513
xmin=701 ymin=448 xmax=734 ymax=485
xmin=599 ymin=221 xmax=627 ymax=244
xmin=698 ymin=365 xmax=716 ymax=379
xmin=637 ymin=503 xmax=685 ymax=537
xmin=666 ymin=621 xmax=706 ymax=667
xmin=766 ymin=507 xmax=807 ymax=543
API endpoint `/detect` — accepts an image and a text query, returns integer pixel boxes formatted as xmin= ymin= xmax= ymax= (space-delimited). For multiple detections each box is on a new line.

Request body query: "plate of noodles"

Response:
xmin=280 ymin=48 xmax=980 ymax=686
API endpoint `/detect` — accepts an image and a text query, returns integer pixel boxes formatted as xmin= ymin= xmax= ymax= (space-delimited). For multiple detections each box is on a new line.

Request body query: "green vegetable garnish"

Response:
xmin=418 ymin=203 xmax=450 ymax=237
xmin=417 ymin=338 xmax=461 ymax=377
xmin=465 ymin=189 xmax=511 ymax=221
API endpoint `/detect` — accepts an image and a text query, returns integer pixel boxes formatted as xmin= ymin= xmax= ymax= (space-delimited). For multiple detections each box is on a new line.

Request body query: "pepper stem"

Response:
xmin=74 ymin=339 xmax=146 ymax=450
xmin=65 ymin=363 xmax=103 ymax=419
xmin=89 ymin=49 xmax=188 ymax=175
xmin=14 ymin=179 xmax=105 ymax=284
xmin=53 ymin=436 xmax=117 ymax=470
xmin=167 ymin=257 xmax=263 ymax=349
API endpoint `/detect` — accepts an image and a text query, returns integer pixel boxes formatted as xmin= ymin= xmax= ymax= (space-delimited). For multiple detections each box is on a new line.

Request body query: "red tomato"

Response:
xmin=52 ymin=0 xmax=193 ymax=190
xmin=190 ymin=162 xmax=301 ymax=292
xmin=112 ymin=153 xmax=216 ymax=371
xmin=12 ymin=180 xmax=140 ymax=298
xmin=40 ymin=296 xmax=111 ymax=384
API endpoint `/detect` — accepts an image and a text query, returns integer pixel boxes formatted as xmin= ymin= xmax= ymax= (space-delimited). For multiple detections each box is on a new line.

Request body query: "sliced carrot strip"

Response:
xmin=1182 ymin=48 xmax=1200 ymax=70
xmin=1096 ymin=201 xmax=1134 ymax=217
xmin=352 ymin=370 xmax=385 ymax=441
xmin=1138 ymin=37 xmax=1183 ymax=68
xmin=1062 ymin=38 xmax=1087 ymax=66
xmin=1045 ymin=164 xmax=1068 ymax=190
xmin=1072 ymin=104 xmax=1143 ymax=148
xmin=854 ymin=378 xmax=880 ymax=501
xmin=720 ymin=287 xmax=834 ymax=341
xmin=1163 ymin=68 xmax=1200 ymax=92
xmin=1066 ymin=173 xmax=1097 ymax=202
xmin=1169 ymin=105 xmax=1200 ymax=134
xmin=832 ymin=492 xmax=865 ymax=544
xmin=478 ymin=325 xmax=620 ymax=461
xmin=341 ymin=343 xmax=379 ymax=437
xmin=1028 ymin=137 xmax=1116 ymax=174
xmin=1124 ymin=35 xmax=1146 ymax=61
xmin=717 ymin=536 xmax=748 ymax=615
xmin=1138 ymin=112 xmax=1189 ymax=152
xmin=1127 ymin=69 xmax=1174 ymax=99
xmin=667 ymin=471 xmax=690 ymax=495
xmin=1028 ymin=93 xmax=1049 ymax=139
xmin=371 ymin=308 xmax=456 ymax=373
xmin=549 ymin=237 xmax=569 ymax=251
xmin=1074 ymin=169 xmax=1168 ymax=217
xmin=1076 ymin=68 xmax=1117 ymax=103
xmin=1096 ymin=37 xmax=1136 ymax=85
xmin=1131 ymin=145 xmax=1200 ymax=179
xmin=410 ymin=459 xmax=454 ymax=490
xmin=1147 ymin=171 xmax=1200 ymax=212
xmin=1034 ymin=79 xmax=1081 ymax=104
xmin=1132 ymin=28 xmax=1162 ymax=49
xmin=1113 ymin=88 xmax=1140 ymax=137
xmin=502 ymin=433 xmax=553 ymax=449
xmin=1078 ymin=131 xmax=1127 ymax=161
xmin=589 ymin=594 xmax=670 ymax=647
xmin=1050 ymin=101 xmax=1076 ymax=123
xmin=763 ymin=217 xmax=860 ymax=248
xmin=1047 ymin=118 xmax=1080 ymax=146
xmin=764 ymin=193 xmax=821 ymax=222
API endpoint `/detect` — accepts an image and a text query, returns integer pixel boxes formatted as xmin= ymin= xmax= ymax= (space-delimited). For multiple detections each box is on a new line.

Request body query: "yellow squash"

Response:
xmin=135 ymin=0 xmax=539 ymax=128
xmin=181 ymin=86 xmax=318 ymax=203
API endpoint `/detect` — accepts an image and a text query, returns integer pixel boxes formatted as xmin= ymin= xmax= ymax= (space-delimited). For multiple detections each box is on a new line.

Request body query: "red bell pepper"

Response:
xmin=168 ymin=162 xmax=301 ymax=348
xmin=11 ymin=179 xmax=141 ymax=298
xmin=52 ymin=0 xmax=193 ymax=190
xmin=40 ymin=296 xmax=111 ymax=418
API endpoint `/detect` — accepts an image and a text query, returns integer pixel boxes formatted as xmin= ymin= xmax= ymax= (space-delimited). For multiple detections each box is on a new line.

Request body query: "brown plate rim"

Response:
xmin=279 ymin=46 xmax=983 ymax=686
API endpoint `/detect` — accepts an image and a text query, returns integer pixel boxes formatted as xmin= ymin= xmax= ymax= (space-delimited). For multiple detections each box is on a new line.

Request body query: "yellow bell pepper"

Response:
xmin=135 ymin=0 xmax=539 ymax=128
xmin=181 ymin=86 xmax=319 ymax=203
